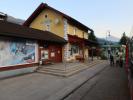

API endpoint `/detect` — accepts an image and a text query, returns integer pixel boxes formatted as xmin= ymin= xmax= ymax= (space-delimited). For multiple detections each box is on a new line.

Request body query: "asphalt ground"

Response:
xmin=64 ymin=66 xmax=130 ymax=100
xmin=0 ymin=61 xmax=108 ymax=100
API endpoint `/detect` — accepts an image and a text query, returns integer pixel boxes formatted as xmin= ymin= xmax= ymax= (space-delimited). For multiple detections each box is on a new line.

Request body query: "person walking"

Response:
xmin=115 ymin=54 xmax=119 ymax=67
xmin=119 ymin=56 xmax=123 ymax=68
xmin=110 ymin=54 xmax=114 ymax=66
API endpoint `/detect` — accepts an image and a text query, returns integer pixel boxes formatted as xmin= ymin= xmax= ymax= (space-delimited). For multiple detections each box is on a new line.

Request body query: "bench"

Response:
xmin=40 ymin=59 xmax=53 ymax=65
xmin=75 ymin=55 xmax=84 ymax=62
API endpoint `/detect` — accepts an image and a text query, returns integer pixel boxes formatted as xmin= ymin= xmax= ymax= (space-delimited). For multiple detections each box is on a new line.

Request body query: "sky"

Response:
xmin=0 ymin=0 xmax=133 ymax=39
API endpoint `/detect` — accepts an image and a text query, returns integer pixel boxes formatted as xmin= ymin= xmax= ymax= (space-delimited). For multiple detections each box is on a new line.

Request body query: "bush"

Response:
xmin=100 ymin=53 xmax=107 ymax=60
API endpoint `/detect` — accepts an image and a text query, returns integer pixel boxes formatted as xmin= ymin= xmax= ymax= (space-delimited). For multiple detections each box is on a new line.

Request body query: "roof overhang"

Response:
xmin=67 ymin=34 xmax=98 ymax=46
xmin=0 ymin=21 xmax=67 ymax=44
xmin=84 ymin=39 xmax=99 ymax=47
xmin=67 ymin=34 xmax=83 ymax=44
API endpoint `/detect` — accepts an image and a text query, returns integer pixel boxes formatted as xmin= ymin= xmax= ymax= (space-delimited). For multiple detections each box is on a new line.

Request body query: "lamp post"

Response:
xmin=108 ymin=31 xmax=111 ymax=58
xmin=105 ymin=30 xmax=111 ymax=59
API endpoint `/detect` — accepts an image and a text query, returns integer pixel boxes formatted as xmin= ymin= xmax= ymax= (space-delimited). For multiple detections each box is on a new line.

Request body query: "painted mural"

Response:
xmin=0 ymin=38 xmax=36 ymax=67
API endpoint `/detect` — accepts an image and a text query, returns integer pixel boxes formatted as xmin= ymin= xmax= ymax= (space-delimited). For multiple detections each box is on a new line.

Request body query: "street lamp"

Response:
xmin=105 ymin=30 xmax=110 ymax=59
xmin=108 ymin=31 xmax=111 ymax=58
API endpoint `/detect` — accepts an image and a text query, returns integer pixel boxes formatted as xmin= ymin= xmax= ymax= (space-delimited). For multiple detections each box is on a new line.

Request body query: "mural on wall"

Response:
xmin=0 ymin=38 xmax=36 ymax=67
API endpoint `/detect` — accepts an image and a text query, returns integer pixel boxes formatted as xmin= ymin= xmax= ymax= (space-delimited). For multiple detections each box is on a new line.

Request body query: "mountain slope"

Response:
xmin=106 ymin=35 xmax=119 ymax=42
xmin=7 ymin=15 xmax=25 ymax=25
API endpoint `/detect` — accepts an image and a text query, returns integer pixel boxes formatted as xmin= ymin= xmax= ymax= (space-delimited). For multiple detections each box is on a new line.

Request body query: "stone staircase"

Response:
xmin=37 ymin=60 xmax=105 ymax=77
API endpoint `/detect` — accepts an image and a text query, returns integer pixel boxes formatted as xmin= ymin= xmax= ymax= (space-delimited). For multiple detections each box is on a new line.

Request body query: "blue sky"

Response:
xmin=0 ymin=0 xmax=133 ymax=38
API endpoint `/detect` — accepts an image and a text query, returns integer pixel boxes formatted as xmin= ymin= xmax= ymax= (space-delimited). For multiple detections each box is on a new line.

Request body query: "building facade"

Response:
xmin=0 ymin=12 xmax=7 ymax=21
xmin=24 ymin=3 xmax=96 ymax=62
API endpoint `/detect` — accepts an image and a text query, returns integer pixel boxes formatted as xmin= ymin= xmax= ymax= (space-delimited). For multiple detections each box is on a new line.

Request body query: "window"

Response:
xmin=83 ymin=32 xmax=84 ymax=38
xmin=41 ymin=50 xmax=49 ymax=59
xmin=74 ymin=27 xmax=77 ymax=35
xmin=70 ymin=45 xmax=79 ymax=55
xmin=45 ymin=14 xmax=48 ymax=18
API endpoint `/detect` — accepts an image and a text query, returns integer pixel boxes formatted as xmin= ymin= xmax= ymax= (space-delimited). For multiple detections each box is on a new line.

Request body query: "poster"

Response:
xmin=51 ymin=52 xmax=55 ymax=57
xmin=0 ymin=38 xmax=36 ymax=67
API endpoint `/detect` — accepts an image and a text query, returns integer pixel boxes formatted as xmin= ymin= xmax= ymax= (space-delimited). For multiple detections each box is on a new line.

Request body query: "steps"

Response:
xmin=37 ymin=60 xmax=105 ymax=77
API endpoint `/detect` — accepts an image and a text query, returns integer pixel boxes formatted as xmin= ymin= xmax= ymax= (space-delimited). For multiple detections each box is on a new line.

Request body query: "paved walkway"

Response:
xmin=0 ymin=61 xmax=108 ymax=100
xmin=64 ymin=66 xmax=130 ymax=100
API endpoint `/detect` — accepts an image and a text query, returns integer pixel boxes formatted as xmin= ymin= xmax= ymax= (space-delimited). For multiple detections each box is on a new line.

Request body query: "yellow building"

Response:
xmin=24 ymin=3 xmax=97 ymax=62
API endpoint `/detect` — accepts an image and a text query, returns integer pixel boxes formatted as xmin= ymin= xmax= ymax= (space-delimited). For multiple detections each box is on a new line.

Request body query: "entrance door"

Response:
xmin=49 ymin=45 xmax=62 ymax=63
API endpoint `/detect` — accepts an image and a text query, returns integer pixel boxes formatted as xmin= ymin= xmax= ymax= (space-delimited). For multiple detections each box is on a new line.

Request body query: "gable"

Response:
xmin=23 ymin=3 xmax=91 ymax=32
xmin=29 ymin=8 xmax=65 ymax=38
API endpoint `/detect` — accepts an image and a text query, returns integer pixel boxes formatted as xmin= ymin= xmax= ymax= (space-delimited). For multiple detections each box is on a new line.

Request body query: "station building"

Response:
xmin=0 ymin=3 xmax=98 ymax=78
xmin=23 ymin=3 xmax=98 ymax=63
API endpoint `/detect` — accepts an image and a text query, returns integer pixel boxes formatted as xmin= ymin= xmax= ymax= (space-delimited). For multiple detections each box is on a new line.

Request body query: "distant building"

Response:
xmin=0 ymin=12 xmax=24 ymax=25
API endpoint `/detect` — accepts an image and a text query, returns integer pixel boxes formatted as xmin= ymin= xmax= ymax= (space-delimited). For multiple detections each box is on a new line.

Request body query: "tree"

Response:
xmin=88 ymin=30 xmax=97 ymax=42
xmin=104 ymin=42 xmax=107 ymax=45
xmin=119 ymin=32 xmax=128 ymax=45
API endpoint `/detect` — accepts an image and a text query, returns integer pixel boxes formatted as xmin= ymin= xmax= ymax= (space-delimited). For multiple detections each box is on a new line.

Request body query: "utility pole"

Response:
xmin=105 ymin=30 xmax=110 ymax=59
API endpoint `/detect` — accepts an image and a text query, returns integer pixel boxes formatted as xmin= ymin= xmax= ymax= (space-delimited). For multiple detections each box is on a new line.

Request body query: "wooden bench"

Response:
xmin=41 ymin=59 xmax=53 ymax=65
xmin=75 ymin=55 xmax=84 ymax=62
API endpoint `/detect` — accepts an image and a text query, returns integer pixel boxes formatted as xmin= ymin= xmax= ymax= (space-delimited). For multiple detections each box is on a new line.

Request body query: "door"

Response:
xmin=49 ymin=45 xmax=62 ymax=63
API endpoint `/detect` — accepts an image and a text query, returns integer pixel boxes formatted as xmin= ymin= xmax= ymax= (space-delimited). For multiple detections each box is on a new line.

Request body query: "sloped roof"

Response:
xmin=23 ymin=3 xmax=92 ymax=32
xmin=0 ymin=20 xmax=67 ymax=44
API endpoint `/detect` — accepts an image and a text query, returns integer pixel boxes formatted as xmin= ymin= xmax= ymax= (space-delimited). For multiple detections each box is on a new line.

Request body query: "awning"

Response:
xmin=68 ymin=34 xmax=99 ymax=46
xmin=0 ymin=21 xmax=67 ymax=44
xmin=67 ymin=34 xmax=83 ymax=44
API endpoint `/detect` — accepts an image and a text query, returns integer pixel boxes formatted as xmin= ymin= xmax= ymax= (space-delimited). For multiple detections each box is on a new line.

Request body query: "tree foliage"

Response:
xmin=119 ymin=32 xmax=128 ymax=45
xmin=88 ymin=30 xmax=97 ymax=42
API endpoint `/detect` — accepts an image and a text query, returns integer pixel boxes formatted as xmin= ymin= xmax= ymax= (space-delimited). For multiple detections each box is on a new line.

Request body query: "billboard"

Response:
xmin=0 ymin=38 xmax=36 ymax=67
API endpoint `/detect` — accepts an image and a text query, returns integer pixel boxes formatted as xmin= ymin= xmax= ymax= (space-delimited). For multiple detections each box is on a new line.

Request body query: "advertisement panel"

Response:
xmin=0 ymin=38 xmax=36 ymax=67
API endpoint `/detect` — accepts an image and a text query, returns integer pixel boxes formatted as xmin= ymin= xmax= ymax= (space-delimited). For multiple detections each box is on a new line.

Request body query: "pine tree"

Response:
xmin=88 ymin=30 xmax=97 ymax=42
xmin=119 ymin=32 xmax=128 ymax=45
